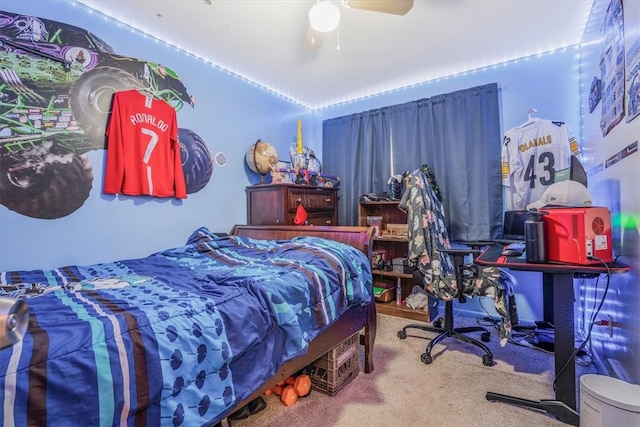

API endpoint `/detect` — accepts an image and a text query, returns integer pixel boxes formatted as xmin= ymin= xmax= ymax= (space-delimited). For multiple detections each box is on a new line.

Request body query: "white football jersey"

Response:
xmin=501 ymin=119 xmax=580 ymax=210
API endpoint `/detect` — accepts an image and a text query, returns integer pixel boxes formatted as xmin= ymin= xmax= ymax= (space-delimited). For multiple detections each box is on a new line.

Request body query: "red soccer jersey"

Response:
xmin=104 ymin=90 xmax=187 ymax=199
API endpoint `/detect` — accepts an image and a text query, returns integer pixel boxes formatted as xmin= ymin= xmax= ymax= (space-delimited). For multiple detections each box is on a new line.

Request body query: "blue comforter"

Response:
xmin=0 ymin=227 xmax=372 ymax=426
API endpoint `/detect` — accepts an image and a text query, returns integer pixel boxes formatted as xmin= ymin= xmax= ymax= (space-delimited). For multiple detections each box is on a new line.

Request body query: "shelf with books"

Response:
xmin=360 ymin=201 xmax=430 ymax=321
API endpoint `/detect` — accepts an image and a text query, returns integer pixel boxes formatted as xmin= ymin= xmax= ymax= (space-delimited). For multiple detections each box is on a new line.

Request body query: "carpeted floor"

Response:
xmin=232 ymin=313 xmax=596 ymax=426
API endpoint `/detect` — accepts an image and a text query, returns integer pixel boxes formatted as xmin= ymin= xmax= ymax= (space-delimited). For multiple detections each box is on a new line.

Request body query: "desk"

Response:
xmin=475 ymin=243 xmax=630 ymax=425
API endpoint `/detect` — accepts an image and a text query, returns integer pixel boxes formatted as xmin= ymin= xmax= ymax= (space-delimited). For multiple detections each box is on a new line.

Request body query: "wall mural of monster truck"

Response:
xmin=0 ymin=10 xmax=213 ymax=219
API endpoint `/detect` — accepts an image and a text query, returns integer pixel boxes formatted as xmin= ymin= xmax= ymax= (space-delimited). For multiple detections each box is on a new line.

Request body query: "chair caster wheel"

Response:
xmin=482 ymin=354 xmax=494 ymax=366
xmin=397 ymin=330 xmax=407 ymax=339
xmin=421 ymin=353 xmax=433 ymax=364
xmin=433 ymin=319 xmax=443 ymax=328
xmin=481 ymin=332 xmax=490 ymax=342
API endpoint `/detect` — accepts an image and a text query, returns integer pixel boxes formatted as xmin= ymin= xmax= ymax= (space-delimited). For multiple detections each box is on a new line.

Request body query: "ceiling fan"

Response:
xmin=305 ymin=0 xmax=414 ymax=49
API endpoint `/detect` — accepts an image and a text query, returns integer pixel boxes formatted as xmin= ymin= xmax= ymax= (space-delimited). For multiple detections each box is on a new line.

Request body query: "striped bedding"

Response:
xmin=0 ymin=227 xmax=372 ymax=426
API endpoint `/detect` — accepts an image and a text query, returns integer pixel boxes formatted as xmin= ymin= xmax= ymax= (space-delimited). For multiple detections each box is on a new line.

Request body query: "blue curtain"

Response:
xmin=323 ymin=83 xmax=503 ymax=241
xmin=322 ymin=110 xmax=390 ymax=226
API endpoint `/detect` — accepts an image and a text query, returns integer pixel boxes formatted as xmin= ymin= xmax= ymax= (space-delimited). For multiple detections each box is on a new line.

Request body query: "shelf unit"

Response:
xmin=358 ymin=201 xmax=431 ymax=321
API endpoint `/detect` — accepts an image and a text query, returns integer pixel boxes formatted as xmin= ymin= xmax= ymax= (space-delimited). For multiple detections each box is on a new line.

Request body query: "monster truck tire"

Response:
xmin=178 ymin=128 xmax=213 ymax=194
xmin=0 ymin=149 xmax=93 ymax=219
xmin=70 ymin=66 xmax=143 ymax=148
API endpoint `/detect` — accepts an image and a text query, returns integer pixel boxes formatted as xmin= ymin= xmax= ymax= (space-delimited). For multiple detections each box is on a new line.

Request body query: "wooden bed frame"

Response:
xmin=228 ymin=225 xmax=377 ymax=415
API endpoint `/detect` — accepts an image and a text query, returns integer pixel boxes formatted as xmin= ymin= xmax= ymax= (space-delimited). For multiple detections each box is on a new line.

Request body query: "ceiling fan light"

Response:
xmin=309 ymin=1 xmax=341 ymax=33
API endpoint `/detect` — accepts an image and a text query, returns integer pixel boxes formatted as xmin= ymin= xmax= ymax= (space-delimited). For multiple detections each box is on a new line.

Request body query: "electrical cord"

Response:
xmin=552 ymin=256 xmax=611 ymax=392
xmin=576 ymin=271 xmax=603 ymax=366
xmin=475 ymin=299 xmax=555 ymax=351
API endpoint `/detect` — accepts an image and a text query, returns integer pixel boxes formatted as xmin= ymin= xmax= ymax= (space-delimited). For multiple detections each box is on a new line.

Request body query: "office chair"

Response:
xmin=396 ymin=169 xmax=516 ymax=366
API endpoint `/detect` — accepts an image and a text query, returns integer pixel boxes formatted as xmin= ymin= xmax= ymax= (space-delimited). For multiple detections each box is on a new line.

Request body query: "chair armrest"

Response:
xmin=455 ymin=241 xmax=495 ymax=261
xmin=458 ymin=240 xmax=495 ymax=249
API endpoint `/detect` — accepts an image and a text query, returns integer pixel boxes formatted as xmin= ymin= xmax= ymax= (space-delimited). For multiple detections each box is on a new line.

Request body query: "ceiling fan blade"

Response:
xmin=304 ymin=25 xmax=323 ymax=49
xmin=345 ymin=0 xmax=414 ymax=15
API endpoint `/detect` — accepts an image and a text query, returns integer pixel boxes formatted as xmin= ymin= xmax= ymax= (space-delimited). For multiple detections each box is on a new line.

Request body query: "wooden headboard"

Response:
xmin=230 ymin=225 xmax=373 ymax=259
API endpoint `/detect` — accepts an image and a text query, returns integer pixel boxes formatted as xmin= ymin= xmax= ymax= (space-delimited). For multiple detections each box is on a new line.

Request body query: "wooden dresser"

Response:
xmin=246 ymin=184 xmax=338 ymax=226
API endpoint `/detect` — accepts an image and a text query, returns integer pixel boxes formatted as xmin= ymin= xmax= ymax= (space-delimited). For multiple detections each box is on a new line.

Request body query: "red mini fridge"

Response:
xmin=540 ymin=206 xmax=613 ymax=265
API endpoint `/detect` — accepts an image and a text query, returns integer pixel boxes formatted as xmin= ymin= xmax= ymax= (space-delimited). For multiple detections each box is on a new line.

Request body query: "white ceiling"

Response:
xmin=75 ymin=0 xmax=594 ymax=110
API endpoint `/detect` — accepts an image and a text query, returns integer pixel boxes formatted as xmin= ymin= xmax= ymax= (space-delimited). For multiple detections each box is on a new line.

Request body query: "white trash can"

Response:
xmin=580 ymin=374 xmax=640 ymax=426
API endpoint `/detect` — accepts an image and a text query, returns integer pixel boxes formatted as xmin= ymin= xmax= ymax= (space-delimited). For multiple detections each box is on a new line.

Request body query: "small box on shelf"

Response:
xmin=392 ymin=257 xmax=415 ymax=275
xmin=373 ymin=286 xmax=395 ymax=302
xmin=385 ymin=223 xmax=408 ymax=238
xmin=371 ymin=249 xmax=387 ymax=269
xmin=366 ymin=216 xmax=383 ymax=236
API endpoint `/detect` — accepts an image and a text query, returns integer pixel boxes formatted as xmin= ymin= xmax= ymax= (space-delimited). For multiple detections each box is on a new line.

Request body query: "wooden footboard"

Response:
xmin=229 ymin=225 xmax=377 ymax=413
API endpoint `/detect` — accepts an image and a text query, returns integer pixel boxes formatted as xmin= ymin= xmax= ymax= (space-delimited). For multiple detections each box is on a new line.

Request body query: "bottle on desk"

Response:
xmin=525 ymin=211 xmax=548 ymax=263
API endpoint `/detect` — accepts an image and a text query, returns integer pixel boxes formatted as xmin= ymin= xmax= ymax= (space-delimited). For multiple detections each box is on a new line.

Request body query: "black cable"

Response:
xmin=476 ymin=298 xmax=498 ymax=325
xmin=552 ymin=256 xmax=611 ymax=391
xmin=475 ymin=298 xmax=549 ymax=350
xmin=580 ymin=272 xmax=603 ymax=363
xmin=571 ymin=276 xmax=595 ymax=366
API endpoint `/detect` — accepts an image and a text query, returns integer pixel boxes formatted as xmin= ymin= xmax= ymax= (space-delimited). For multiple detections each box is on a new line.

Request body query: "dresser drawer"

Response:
xmin=303 ymin=212 xmax=336 ymax=226
xmin=288 ymin=190 xmax=335 ymax=211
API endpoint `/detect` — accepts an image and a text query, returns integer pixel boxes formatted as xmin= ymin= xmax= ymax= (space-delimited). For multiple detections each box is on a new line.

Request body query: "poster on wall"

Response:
xmin=626 ymin=37 xmax=640 ymax=123
xmin=599 ymin=0 xmax=625 ymax=136
xmin=589 ymin=76 xmax=602 ymax=113
xmin=0 ymin=10 xmax=215 ymax=220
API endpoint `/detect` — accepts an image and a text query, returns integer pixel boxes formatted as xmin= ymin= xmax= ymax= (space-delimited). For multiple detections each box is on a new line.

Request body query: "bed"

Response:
xmin=0 ymin=225 xmax=376 ymax=426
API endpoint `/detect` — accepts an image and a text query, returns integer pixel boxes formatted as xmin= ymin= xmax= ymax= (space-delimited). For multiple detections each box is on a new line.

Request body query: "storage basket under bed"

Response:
xmin=306 ymin=332 xmax=360 ymax=396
